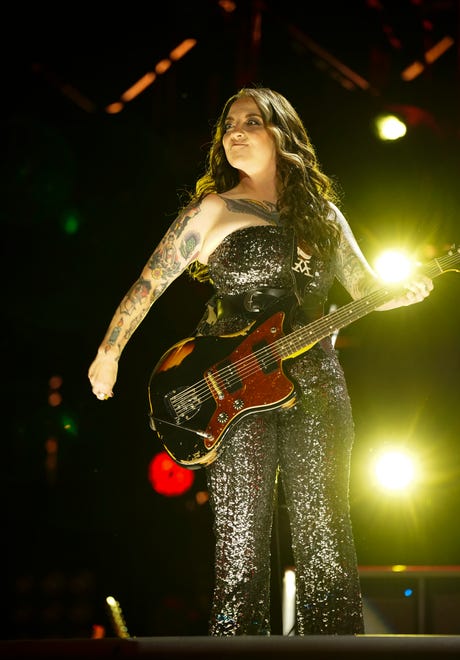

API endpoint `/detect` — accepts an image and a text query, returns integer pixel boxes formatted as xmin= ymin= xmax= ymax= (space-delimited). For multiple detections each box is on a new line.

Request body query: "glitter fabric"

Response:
xmin=196 ymin=224 xmax=364 ymax=636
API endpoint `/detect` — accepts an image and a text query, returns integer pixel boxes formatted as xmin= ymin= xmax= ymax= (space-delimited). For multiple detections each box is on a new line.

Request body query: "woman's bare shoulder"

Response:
xmin=200 ymin=192 xmax=227 ymax=210
xmin=170 ymin=193 xmax=226 ymax=235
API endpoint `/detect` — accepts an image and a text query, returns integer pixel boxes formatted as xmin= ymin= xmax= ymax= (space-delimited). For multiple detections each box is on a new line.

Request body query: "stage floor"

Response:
xmin=0 ymin=635 xmax=459 ymax=659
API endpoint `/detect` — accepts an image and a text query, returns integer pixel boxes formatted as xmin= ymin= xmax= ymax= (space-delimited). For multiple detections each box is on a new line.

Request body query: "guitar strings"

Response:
xmin=168 ymin=250 xmax=459 ymax=418
xmin=169 ymin=289 xmax=387 ymax=417
xmin=168 ymin=250 xmax=459 ymax=416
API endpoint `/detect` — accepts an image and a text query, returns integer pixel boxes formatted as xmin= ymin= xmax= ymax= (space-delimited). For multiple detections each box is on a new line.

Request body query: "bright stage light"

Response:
xmin=374 ymin=250 xmax=413 ymax=283
xmin=373 ymin=449 xmax=417 ymax=492
xmin=282 ymin=568 xmax=296 ymax=636
xmin=374 ymin=114 xmax=407 ymax=141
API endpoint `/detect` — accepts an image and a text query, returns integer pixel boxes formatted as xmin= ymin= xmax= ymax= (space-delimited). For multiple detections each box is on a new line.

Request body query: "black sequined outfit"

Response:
xmin=196 ymin=225 xmax=364 ymax=636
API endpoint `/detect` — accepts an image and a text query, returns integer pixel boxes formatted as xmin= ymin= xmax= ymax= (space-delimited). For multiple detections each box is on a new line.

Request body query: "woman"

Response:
xmin=88 ymin=87 xmax=432 ymax=635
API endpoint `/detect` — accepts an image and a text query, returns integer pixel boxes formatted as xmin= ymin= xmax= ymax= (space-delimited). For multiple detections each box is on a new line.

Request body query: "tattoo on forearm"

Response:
xmin=338 ymin=241 xmax=374 ymax=298
xmin=107 ymin=324 xmax=122 ymax=346
xmin=123 ymin=312 xmax=146 ymax=343
xmin=120 ymin=279 xmax=152 ymax=315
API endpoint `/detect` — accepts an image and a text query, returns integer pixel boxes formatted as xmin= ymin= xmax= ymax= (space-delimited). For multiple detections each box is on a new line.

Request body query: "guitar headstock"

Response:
xmin=435 ymin=243 xmax=460 ymax=274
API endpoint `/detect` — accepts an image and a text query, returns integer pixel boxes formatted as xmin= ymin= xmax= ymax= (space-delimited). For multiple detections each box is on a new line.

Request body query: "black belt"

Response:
xmin=216 ymin=287 xmax=293 ymax=318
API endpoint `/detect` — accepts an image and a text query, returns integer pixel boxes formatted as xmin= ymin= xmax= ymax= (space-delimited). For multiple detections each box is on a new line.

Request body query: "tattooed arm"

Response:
xmin=88 ymin=199 xmax=214 ymax=400
xmin=333 ymin=204 xmax=433 ymax=311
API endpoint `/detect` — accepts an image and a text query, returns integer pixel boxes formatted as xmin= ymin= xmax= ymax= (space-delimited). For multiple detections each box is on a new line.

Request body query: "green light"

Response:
xmin=62 ymin=214 xmax=80 ymax=235
xmin=60 ymin=413 xmax=78 ymax=436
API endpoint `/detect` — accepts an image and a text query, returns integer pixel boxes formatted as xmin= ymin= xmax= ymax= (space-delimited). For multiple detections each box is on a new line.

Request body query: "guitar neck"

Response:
xmin=280 ymin=248 xmax=460 ymax=360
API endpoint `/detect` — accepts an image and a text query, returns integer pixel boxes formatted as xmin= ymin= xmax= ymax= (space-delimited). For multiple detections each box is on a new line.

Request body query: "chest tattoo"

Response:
xmin=222 ymin=197 xmax=279 ymax=223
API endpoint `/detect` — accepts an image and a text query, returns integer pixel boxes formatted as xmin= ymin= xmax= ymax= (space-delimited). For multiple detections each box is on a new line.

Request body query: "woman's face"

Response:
xmin=222 ymin=97 xmax=276 ymax=176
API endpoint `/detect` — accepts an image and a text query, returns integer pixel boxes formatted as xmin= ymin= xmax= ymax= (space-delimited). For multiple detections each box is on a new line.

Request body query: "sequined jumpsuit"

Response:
xmin=195 ymin=224 xmax=364 ymax=636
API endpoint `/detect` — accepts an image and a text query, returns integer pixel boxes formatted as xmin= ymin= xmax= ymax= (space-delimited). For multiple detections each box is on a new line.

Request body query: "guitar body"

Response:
xmin=148 ymin=245 xmax=459 ymax=469
xmin=148 ymin=298 xmax=299 ymax=468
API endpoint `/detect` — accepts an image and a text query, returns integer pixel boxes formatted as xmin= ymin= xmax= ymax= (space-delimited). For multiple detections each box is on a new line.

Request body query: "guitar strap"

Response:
xmin=289 ymin=230 xmax=303 ymax=305
xmin=290 ymin=230 xmax=325 ymax=323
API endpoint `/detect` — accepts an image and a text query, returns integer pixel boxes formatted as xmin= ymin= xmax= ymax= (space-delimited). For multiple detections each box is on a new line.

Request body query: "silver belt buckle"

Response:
xmin=243 ymin=289 xmax=262 ymax=312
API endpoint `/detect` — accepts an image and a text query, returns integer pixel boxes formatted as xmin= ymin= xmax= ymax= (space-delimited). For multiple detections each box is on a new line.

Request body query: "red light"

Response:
xmin=148 ymin=452 xmax=195 ymax=496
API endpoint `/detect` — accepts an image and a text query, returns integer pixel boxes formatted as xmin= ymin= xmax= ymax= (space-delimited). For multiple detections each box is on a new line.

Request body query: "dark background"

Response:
xmin=1 ymin=0 xmax=459 ymax=639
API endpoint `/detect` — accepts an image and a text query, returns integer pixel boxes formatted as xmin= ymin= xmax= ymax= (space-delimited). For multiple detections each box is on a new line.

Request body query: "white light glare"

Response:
xmin=375 ymin=114 xmax=407 ymax=141
xmin=282 ymin=568 xmax=296 ymax=636
xmin=374 ymin=450 xmax=416 ymax=492
xmin=374 ymin=250 xmax=413 ymax=283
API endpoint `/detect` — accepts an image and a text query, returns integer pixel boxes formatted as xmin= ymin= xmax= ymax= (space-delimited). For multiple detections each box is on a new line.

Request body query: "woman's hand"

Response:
xmin=400 ymin=274 xmax=434 ymax=306
xmin=88 ymin=353 xmax=118 ymax=401
xmin=377 ymin=274 xmax=434 ymax=311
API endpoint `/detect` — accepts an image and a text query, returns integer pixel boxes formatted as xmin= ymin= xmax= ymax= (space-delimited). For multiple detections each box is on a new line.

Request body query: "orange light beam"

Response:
xmin=170 ymin=38 xmax=197 ymax=61
xmin=107 ymin=38 xmax=197 ymax=113
xmin=121 ymin=71 xmax=157 ymax=102
xmin=401 ymin=36 xmax=455 ymax=81
xmin=287 ymin=23 xmax=373 ymax=92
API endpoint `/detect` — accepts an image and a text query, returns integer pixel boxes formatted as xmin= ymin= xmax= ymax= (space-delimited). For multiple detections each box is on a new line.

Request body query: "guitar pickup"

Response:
xmin=253 ymin=340 xmax=278 ymax=374
xmin=212 ymin=359 xmax=242 ymax=393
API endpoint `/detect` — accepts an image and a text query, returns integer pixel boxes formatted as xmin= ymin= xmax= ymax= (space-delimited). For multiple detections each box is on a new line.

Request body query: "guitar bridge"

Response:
xmin=165 ymin=386 xmax=201 ymax=422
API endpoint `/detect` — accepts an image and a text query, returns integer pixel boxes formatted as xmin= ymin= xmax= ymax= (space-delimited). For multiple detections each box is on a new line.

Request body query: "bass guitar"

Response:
xmin=148 ymin=245 xmax=459 ymax=469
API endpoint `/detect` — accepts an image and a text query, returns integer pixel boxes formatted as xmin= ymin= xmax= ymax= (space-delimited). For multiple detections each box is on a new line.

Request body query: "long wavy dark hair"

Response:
xmin=186 ymin=86 xmax=341 ymax=281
